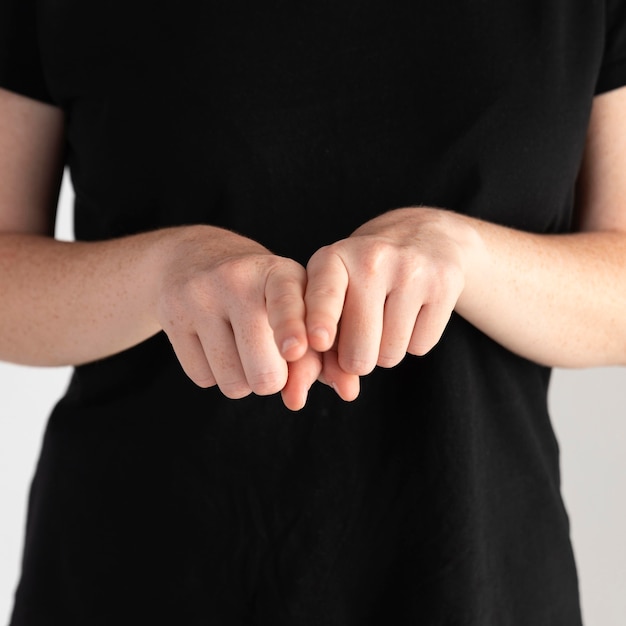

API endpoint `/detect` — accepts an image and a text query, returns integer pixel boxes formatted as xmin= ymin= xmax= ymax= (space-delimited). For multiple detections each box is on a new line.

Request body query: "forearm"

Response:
xmin=0 ymin=226 xmax=206 ymax=366
xmin=457 ymin=219 xmax=626 ymax=367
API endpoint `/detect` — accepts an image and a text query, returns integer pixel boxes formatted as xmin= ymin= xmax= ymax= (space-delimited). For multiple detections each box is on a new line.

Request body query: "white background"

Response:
xmin=0 ymin=173 xmax=625 ymax=624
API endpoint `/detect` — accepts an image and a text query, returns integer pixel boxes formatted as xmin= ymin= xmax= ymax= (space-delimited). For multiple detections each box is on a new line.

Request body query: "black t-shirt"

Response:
xmin=2 ymin=2 xmax=626 ymax=625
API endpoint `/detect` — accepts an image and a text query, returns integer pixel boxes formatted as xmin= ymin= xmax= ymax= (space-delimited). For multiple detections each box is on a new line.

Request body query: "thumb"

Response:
xmin=281 ymin=348 xmax=323 ymax=411
xmin=318 ymin=348 xmax=360 ymax=402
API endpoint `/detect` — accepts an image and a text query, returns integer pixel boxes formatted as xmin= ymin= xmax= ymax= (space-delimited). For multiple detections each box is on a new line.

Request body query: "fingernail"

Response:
xmin=310 ymin=327 xmax=330 ymax=345
xmin=281 ymin=336 xmax=299 ymax=355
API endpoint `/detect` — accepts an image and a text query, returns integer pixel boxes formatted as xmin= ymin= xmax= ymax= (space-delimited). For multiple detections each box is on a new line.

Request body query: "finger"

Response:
xmin=199 ymin=318 xmax=253 ymax=399
xmin=265 ymin=262 xmax=308 ymax=362
xmin=305 ymin=249 xmax=349 ymax=352
xmin=336 ymin=281 xmax=386 ymax=375
xmin=408 ymin=301 xmax=455 ymax=356
xmin=229 ymin=310 xmax=289 ymax=396
xmin=168 ymin=331 xmax=217 ymax=388
xmin=377 ymin=290 xmax=422 ymax=368
xmin=318 ymin=349 xmax=360 ymax=402
xmin=281 ymin=348 xmax=323 ymax=411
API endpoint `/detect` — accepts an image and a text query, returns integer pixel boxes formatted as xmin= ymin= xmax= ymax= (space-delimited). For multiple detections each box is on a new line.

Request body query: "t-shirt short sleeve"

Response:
xmin=596 ymin=0 xmax=626 ymax=94
xmin=0 ymin=0 xmax=55 ymax=104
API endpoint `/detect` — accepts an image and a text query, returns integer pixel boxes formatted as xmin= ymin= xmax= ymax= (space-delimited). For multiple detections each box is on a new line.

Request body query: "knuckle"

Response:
xmin=191 ymin=374 xmax=216 ymax=389
xmin=267 ymin=290 xmax=301 ymax=312
xmin=307 ymin=283 xmax=344 ymax=301
xmin=185 ymin=275 xmax=215 ymax=310
xmin=408 ymin=342 xmax=431 ymax=357
xmin=214 ymin=257 xmax=256 ymax=296
xmin=408 ymin=335 xmax=436 ymax=357
xmin=248 ymin=370 xmax=287 ymax=396
xmin=377 ymin=352 xmax=403 ymax=368
xmin=218 ymin=380 xmax=253 ymax=400
xmin=279 ymin=257 xmax=306 ymax=278
xmin=359 ymin=241 xmax=390 ymax=277
xmin=339 ymin=355 xmax=375 ymax=376
xmin=219 ymin=256 xmax=252 ymax=280
xmin=308 ymin=244 xmax=335 ymax=267
xmin=266 ymin=261 xmax=304 ymax=289
xmin=390 ymin=248 xmax=432 ymax=288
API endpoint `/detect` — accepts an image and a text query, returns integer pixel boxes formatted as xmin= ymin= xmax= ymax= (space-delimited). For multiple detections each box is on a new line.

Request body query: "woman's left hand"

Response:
xmin=304 ymin=207 xmax=484 ymax=376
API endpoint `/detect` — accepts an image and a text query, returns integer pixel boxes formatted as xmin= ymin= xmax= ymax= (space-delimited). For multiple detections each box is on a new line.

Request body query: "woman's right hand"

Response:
xmin=155 ymin=225 xmax=357 ymax=410
xmin=155 ymin=224 xmax=308 ymax=407
xmin=0 ymin=87 xmax=356 ymax=411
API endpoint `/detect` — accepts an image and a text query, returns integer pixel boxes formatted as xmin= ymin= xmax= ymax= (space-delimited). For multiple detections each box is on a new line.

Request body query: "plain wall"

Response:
xmin=0 ymin=172 xmax=624 ymax=625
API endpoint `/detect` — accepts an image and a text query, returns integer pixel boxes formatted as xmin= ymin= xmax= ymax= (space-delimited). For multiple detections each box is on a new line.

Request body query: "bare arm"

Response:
xmin=0 ymin=90 xmax=234 ymax=369
xmin=304 ymin=86 xmax=626 ymax=371
xmin=458 ymin=85 xmax=626 ymax=367
xmin=0 ymin=89 xmax=359 ymax=409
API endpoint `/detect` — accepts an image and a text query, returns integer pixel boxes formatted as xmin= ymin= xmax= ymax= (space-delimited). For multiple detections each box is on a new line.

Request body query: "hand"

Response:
xmin=281 ymin=346 xmax=359 ymax=409
xmin=155 ymin=225 xmax=319 ymax=410
xmin=304 ymin=207 xmax=482 ymax=376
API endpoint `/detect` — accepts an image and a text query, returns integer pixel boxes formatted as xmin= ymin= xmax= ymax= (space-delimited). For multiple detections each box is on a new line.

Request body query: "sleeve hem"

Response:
xmin=0 ymin=78 xmax=58 ymax=107
xmin=595 ymin=56 xmax=626 ymax=95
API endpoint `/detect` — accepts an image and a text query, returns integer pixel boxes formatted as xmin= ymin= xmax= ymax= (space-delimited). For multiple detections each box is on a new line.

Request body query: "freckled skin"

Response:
xmin=1 ymin=89 xmax=626 ymax=413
